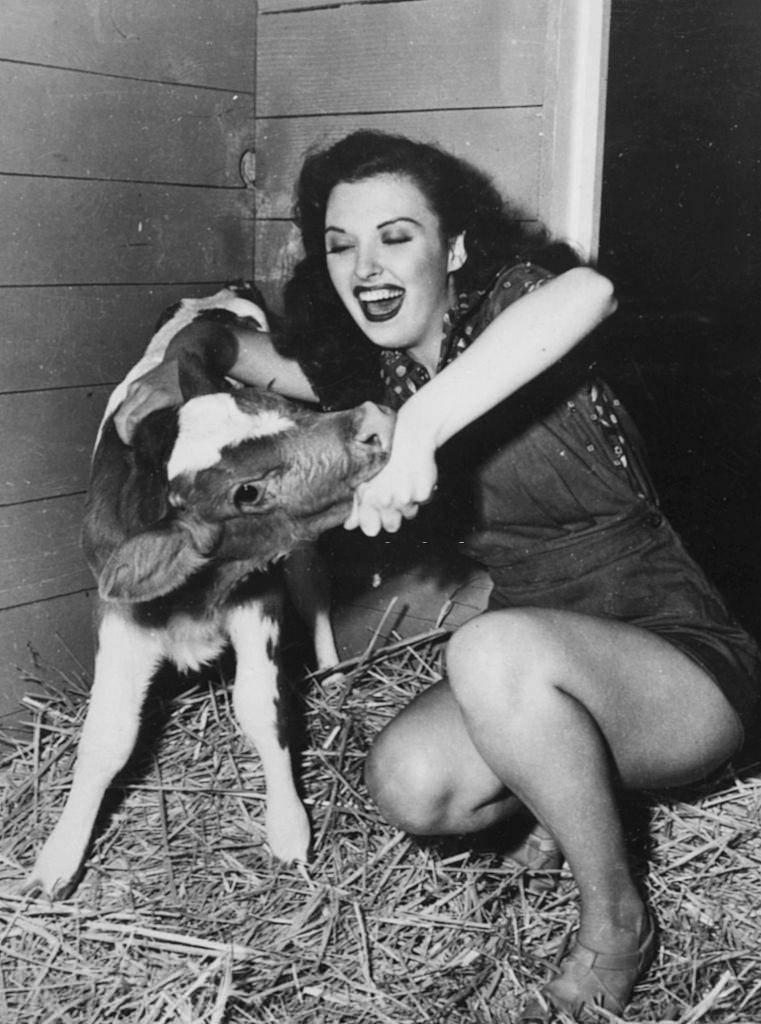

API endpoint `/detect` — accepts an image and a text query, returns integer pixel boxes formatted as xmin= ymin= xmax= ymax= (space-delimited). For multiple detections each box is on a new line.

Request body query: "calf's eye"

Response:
xmin=233 ymin=482 xmax=264 ymax=510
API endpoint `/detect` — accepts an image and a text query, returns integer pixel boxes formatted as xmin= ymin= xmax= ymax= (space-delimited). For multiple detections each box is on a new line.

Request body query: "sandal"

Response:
xmin=506 ymin=825 xmax=564 ymax=894
xmin=541 ymin=911 xmax=656 ymax=1019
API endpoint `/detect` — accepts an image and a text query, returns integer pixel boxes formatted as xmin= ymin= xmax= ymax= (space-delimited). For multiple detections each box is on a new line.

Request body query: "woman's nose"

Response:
xmin=354 ymin=244 xmax=382 ymax=281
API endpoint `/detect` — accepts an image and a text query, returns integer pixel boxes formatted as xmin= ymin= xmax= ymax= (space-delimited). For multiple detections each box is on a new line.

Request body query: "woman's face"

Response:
xmin=324 ymin=173 xmax=465 ymax=371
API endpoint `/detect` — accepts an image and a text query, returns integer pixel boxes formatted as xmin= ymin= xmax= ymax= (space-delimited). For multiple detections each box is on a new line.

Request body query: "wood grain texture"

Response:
xmin=0 ymin=590 xmax=94 ymax=734
xmin=0 ymin=63 xmax=253 ymax=187
xmin=0 ymin=495 xmax=92 ymax=611
xmin=254 ymin=219 xmax=303 ymax=312
xmin=0 ymin=1 xmax=257 ymax=708
xmin=255 ymin=108 xmax=543 ymax=219
xmin=1 ymin=177 xmax=253 ymax=286
xmin=1 ymin=0 xmax=256 ymax=91
xmin=0 ymin=284 xmax=231 ymax=392
xmin=259 ymin=0 xmax=410 ymax=11
xmin=0 ymin=387 xmax=109 ymax=505
xmin=257 ymin=0 xmax=547 ymax=117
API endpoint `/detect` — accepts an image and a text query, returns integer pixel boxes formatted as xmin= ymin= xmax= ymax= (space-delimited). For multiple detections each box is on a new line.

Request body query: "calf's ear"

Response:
xmin=98 ymin=519 xmax=221 ymax=602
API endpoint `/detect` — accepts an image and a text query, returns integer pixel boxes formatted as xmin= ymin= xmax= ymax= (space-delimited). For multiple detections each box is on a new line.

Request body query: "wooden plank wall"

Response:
xmin=0 ymin=0 xmax=256 ymax=731
xmin=254 ymin=0 xmax=551 ymax=309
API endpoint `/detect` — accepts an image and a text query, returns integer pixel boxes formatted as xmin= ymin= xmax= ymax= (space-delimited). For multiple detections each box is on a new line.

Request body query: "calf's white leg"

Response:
xmin=24 ymin=610 xmax=162 ymax=899
xmin=227 ymin=600 xmax=311 ymax=863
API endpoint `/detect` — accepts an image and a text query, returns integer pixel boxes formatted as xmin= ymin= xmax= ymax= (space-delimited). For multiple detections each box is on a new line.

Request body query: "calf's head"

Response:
xmin=99 ymin=389 xmax=393 ymax=602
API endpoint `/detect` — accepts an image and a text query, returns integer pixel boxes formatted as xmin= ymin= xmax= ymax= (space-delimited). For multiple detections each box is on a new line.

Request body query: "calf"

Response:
xmin=24 ymin=286 xmax=390 ymax=900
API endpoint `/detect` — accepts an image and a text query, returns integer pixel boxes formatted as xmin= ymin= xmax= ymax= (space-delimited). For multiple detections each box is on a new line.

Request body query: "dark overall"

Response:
xmin=380 ymin=263 xmax=761 ymax=740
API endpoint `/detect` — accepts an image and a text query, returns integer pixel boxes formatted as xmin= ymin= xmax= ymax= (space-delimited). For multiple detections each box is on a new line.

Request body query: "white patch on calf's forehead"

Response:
xmin=167 ymin=393 xmax=295 ymax=480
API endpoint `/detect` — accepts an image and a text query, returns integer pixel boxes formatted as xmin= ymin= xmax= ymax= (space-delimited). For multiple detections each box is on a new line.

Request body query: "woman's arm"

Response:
xmin=113 ymin=322 xmax=318 ymax=443
xmin=346 ymin=267 xmax=617 ymax=535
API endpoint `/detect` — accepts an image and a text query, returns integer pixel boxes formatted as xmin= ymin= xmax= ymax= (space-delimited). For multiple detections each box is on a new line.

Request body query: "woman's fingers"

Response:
xmin=344 ymin=491 xmax=385 ymax=535
xmin=343 ymin=494 xmax=367 ymax=534
xmin=343 ymin=449 xmax=437 ymax=536
xmin=344 ymin=490 xmax=420 ymax=536
xmin=377 ymin=503 xmax=418 ymax=534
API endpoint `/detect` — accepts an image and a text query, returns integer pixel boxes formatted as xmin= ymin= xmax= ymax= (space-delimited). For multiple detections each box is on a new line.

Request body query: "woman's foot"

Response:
xmin=541 ymin=910 xmax=656 ymax=1019
xmin=506 ymin=822 xmax=564 ymax=893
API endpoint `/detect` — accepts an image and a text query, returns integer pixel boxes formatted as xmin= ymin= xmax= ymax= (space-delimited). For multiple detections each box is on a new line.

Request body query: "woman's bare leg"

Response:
xmin=366 ymin=606 xmax=743 ymax=1013
xmin=364 ymin=677 xmax=560 ymax=878
xmin=365 ymin=676 xmax=524 ymax=836
xmin=444 ymin=608 xmax=742 ymax=1009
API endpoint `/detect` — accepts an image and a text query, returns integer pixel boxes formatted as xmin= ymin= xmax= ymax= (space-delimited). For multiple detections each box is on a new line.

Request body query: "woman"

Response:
xmin=115 ymin=131 xmax=760 ymax=1020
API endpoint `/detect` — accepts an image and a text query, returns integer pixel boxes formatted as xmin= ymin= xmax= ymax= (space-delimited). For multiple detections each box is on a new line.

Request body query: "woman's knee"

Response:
xmin=446 ymin=608 xmax=558 ymax=709
xmin=364 ymin=726 xmax=453 ymax=836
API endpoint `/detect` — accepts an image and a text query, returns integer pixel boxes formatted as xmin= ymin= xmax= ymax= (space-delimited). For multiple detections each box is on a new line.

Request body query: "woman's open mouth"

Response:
xmin=355 ymin=286 xmax=405 ymax=322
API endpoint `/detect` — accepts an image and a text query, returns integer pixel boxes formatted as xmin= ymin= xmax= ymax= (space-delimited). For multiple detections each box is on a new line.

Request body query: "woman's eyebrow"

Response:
xmin=378 ymin=217 xmax=422 ymax=229
xmin=324 ymin=216 xmax=422 ymax=234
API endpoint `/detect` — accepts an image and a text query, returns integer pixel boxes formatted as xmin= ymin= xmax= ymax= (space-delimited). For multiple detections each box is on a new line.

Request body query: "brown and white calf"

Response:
xmin=24 ymin=286 xmax=390 ymax=900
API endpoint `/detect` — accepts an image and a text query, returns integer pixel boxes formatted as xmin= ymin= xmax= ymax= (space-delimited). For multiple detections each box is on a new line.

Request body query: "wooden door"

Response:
xmin=0 ymin=0 xmax=256 ymax=729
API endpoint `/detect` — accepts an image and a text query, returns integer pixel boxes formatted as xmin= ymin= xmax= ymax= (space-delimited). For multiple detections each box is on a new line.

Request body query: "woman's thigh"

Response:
xmin=447 ymin=607 xmax=744 ymax=789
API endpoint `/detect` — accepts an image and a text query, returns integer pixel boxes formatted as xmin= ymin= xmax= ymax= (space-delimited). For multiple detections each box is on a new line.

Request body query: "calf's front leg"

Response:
xmin=284 ymin=543 xmax=342 ymax=679
xmin=228 ymin=599 xmax=311 ymax=863
xmin=24 ymin=610 xmax=162 ymax=900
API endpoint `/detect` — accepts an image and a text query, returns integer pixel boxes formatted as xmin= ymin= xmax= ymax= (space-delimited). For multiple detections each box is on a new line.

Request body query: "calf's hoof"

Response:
xmin=319 ymin=668 xmax=346 ymax=688
xmin=22 ymin=834 xmax=87 ymax=901
xmin=266 ymin=802 xmax=311 ymax=864
xmin=23 ymin=862 xmax=84 ymax=902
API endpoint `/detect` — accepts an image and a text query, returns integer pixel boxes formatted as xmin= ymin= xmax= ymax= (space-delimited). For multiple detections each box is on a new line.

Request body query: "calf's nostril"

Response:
xmin=354 ymin=402 xmax=394 ymax=452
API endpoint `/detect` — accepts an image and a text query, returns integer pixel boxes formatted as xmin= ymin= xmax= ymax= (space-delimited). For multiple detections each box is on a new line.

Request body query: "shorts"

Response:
xmin=482 ymin=509 xmax=761 ymax=742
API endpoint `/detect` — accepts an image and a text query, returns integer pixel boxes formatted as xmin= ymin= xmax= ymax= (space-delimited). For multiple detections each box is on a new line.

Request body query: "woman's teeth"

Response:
xmin=356 ymin=287 xmax=405 ymax=322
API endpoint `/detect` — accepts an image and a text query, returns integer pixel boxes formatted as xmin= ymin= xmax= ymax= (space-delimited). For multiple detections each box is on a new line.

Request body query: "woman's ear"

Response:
xmin=447 ymin=232 xmax=467 ymax=273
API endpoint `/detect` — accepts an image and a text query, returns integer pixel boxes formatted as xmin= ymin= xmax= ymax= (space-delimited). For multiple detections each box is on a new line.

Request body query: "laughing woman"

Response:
xmin=115 ymin=132 xmax=761 ymax=1020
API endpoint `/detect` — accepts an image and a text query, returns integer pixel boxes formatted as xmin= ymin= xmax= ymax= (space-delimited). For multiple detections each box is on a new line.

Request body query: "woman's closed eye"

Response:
xmin=326 ymin=232 xmax=411 ymax=255
xmin=381 ymin=232 xmax=412 ymax=246
xmin=326 ymin=241 xmax=354 ymax=255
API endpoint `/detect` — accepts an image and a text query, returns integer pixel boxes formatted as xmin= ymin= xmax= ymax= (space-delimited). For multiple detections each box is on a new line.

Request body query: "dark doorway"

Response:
xmin=598 ymin=0 xmax=761 ymax=637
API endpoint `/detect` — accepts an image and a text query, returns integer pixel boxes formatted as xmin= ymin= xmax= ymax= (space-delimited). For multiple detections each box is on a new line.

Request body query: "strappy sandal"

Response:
xmin=506 ymin=826 xmax=564 ymax=894
xmin=541 ymin=911 xmax=656 ymax=1019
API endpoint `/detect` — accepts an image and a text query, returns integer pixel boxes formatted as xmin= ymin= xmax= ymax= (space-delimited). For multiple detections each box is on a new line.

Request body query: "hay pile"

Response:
xmin=1 ymin=629 xmax=760 ymax=1023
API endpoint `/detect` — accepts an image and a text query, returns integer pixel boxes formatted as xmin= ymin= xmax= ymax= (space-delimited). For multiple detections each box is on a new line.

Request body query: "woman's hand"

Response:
xmin=344 ymin=410 xmax=438 ymax=536
xmin=113 ymin=359 xmax=182 ymax=444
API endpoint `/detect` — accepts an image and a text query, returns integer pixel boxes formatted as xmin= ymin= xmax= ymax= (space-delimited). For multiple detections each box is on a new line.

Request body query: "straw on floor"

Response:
xmin=1 ymin=627 xmax=760 ymax=1024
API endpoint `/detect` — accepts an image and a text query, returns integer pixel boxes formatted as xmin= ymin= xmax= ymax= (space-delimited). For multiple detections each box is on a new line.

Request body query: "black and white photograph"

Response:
xmin=2 ymin=2 xmax=760 ymax=1021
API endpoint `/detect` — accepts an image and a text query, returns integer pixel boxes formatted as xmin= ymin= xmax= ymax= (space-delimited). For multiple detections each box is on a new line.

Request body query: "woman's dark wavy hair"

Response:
xmin=280 ymin=130 xmax=579 ymax=408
